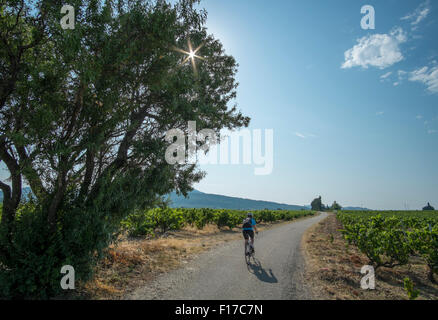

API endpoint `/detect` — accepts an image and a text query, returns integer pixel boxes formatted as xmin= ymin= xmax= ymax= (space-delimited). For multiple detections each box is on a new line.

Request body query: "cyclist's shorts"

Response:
xmin=242 ymin=230 xmax=254 ymax=240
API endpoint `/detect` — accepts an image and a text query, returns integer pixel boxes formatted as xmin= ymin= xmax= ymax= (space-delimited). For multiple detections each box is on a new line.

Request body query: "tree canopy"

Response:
xmin=423 ymin=202 xmax=435 ymax=211
xmin=330 ymin=201 xmax=342 ymax=211
xmin=0 ymin=0 xmax=249 ymax=298
xmin=311 ymin=196 xmax=323 ymax=211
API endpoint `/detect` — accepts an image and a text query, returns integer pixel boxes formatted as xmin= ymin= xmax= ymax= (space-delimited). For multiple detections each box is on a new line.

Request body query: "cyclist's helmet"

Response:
xmin=247 ymin=212 xmax=253 ymax=218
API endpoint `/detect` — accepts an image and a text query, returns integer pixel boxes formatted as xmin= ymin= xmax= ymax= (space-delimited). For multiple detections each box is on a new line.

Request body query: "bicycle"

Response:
xmin=244 ymin=232 xmax=257 ymax=265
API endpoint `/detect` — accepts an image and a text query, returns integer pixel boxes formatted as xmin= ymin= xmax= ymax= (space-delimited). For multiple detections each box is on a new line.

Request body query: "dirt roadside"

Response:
xmin=302 ymin=213 xmax=438 ymax=300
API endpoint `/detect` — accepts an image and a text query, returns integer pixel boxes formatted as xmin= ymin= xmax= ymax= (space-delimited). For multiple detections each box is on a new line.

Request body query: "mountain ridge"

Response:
xmin=0 ymin=188 xmax=370 ymax=211
xmin=168 ymin=189 xmax=309 ymax=210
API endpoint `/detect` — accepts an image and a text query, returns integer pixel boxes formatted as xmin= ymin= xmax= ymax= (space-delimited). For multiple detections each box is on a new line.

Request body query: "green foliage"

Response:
xmin=257 ymin=210 xmax=276 ymax=223
xmin=342 ymin=215 xmax=413 ymax=269
xmin=121 ymin=209 xmax=157 ymax=237
xmin=331 ymin=201 xmax=342 ymax=211
xmin=403 ymin=277 xmax=419 ymax=300
xmin=214 ymin=210 xmax=238 ymax=229
xmin=121 ymin=207 xmax=188 ymax=236
xmin=150 ymin=208 xmax=186 ymax=233
xmin=0 ymin=200 xmax=122 ymax=298
xmin=409 ymin=224 xmax=438 ymax=283
xmin=122 ymin=208 xmax=316 ymax=236
xmin=311 ymin=196 xmax=324 ymax=211
xmin=338 ymin=210 xmax=438 ymax=282
xmin=329 ymin=234 xmax=334 ymax=243
xmin=194 ymin=208 xmax=216 ymax=230
xmin=423 ymin=202 xmax=435 ymax=211
xmin=0 ymin=0 xmax=250 ymax=299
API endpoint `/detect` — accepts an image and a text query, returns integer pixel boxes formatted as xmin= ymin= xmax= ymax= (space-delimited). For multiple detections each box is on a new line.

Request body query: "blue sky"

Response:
xmin=192 ymin=0 xmax=438 ymax=210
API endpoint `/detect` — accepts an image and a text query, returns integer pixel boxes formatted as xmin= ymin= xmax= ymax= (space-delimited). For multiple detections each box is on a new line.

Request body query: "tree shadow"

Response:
xmin=247 ymin=258 xmax=278 ymax=283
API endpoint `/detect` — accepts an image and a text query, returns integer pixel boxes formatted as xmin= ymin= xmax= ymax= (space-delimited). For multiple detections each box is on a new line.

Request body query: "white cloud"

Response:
xmin=408 ymin=65 xmax=438 ymax=94
xmin=341 ymin=28 xmax=407 ymax=69
xmin=422 ymin=116 xmax=438 ymax=135
xmin=416 ymin=115 xmax=423 ymax=119
xmin=398 ymin=70 xmax=407 ymax=78
xmin=401 ymin=1 xmax=430 ymax=28
xmin=376 ymin=111 xmax=384 ymax=116
xmin=391 ymin=70 xmax=409 ymax=87
xmin=380 ymin=71 xmax=392 ymax=80
xmin=294 ymin=132 xmax=316 ymax=139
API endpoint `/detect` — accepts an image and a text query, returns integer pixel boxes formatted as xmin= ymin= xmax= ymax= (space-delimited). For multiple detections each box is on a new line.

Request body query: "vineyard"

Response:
xmin=121 ymin=208 xmax=315 ymax=237
xmin=337 ymin=210 xmax=438 ymax=283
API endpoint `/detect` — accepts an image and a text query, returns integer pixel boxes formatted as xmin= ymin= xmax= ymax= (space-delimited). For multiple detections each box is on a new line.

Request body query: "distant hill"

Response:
xmin=167 ymin=189 xmax=308 ymax=210
xmin=342 ymin=206 xmax=371 ymax=211
xmin=0 ymin=187 xmax=369 ymax=212
xmin=0 ymin=187 xmax=306 ymax=210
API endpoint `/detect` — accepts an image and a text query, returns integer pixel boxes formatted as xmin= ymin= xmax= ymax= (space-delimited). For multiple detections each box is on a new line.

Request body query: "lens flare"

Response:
xmin=172 ymin=39 xmax=205 ymax=77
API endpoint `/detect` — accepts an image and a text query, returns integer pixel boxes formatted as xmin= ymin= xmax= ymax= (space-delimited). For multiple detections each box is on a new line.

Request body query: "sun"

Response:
xmin=172 ymin=39 xmax=205 ymax=76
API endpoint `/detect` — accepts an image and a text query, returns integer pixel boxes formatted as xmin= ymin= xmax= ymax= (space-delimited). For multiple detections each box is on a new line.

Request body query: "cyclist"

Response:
xmin=242 ymin=212 xmax=258 ymax=255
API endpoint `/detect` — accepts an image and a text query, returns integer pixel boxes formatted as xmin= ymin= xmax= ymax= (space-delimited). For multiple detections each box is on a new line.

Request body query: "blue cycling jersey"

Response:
xmin=243 ymin=218 xmax=256 ymax=231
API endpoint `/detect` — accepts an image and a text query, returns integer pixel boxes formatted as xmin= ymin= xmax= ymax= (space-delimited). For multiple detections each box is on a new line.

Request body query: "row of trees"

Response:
xmin=310 ymin=196 xmax=342 ymax=211
xmin=311 ymin=197 xmax=436 ymax=212
xmin=0 ymin=0 xmax=249 ymax=298
xmin=423 ymin=202 xmax=435 ymax=211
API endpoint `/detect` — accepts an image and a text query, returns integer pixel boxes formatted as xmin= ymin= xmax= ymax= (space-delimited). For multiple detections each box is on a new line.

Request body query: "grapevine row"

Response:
xmin=121 ymin=208 xmax=315 ymax=237
xmin=337 ymin=211 xmax=438 ymax=283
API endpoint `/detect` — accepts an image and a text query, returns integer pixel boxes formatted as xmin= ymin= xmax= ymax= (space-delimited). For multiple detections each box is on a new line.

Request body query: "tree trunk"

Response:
xmin=429 ymin=266 xmax=437 ymax=284
xmin=47 ymin=168 xmax=67 ymax=231
xmin=0 ymin=140 xmax=22 ymax=233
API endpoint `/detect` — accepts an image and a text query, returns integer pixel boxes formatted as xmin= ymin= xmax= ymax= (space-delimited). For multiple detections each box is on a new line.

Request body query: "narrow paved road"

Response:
xmin=128 ymin=212 xmax=327 ymax=300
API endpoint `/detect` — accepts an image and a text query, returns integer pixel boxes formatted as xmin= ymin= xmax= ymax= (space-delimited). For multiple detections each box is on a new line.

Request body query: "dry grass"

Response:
xmin=72 ymin=219 xmax=295 ymax=300
xmin=302 ymin=213 xmax=438 ymax=300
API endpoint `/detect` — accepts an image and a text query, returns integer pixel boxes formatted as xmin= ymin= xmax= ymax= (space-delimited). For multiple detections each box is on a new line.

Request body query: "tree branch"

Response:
xmin=0 ymin=138 xmax=22 ymax=211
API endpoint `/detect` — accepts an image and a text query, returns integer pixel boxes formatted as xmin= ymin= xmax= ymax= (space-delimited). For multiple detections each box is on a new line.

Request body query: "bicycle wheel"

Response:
xmin=249 ymin=245 xmax=254 ymax=262
xmin=244 ymin=243 xmax=250 ymax=265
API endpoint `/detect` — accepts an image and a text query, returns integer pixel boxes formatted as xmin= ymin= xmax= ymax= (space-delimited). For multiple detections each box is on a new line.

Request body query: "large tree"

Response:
xmin=330 ymin=201 xmax=342 ymax=211
xmin=0 ymin=0 xmax=249 ymax=297
xmin=422 ymin=202 xmax=435 ymax=211
xmin=311 ymin=196 xmax=323 ymax=211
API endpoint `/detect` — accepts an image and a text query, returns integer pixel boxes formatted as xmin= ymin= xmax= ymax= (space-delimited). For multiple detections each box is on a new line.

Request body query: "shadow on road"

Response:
xmin=247 ymin=258 xmax=278 ymax=283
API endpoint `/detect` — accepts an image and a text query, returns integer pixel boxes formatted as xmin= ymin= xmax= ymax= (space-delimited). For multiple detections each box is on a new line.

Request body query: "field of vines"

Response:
xmin=121 ymin=208 xmax=315 ymax=237
xmin=337 ymin=210 xmax=438 ymax=282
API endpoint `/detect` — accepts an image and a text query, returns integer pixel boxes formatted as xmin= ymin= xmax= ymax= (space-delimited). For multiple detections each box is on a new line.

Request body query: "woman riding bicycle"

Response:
xmin=242 ymin=212 xmax=258 ymax=254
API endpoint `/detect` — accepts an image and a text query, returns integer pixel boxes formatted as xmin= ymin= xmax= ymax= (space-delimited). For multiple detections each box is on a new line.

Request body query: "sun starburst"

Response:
xmin=172 ymin=39 xmax=205 ymax=76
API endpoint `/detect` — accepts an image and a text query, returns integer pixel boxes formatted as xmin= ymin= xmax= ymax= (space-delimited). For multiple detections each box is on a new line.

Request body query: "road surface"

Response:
xmin=128 ymin=212 xmax=327 ymax=300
